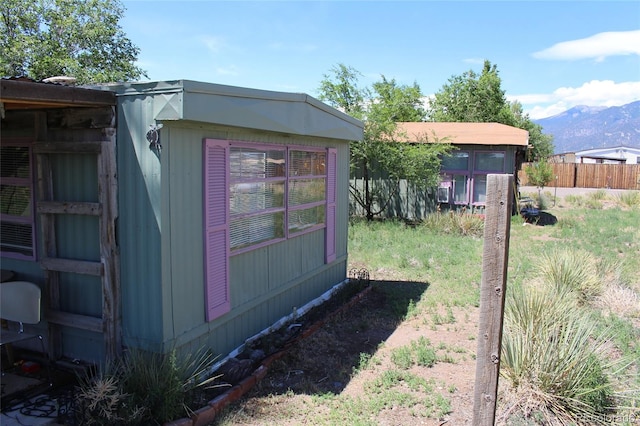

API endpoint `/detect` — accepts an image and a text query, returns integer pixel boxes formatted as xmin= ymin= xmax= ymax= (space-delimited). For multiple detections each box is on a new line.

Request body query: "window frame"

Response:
xmin=229 ymin=143 xmax=287 ymax=253
xmin=441 ymin=151 xmax=470 ymax=172
xmin=227 ymin=142 xmax=330 ymax=255
xmin=471 ymin=150 xmax=506 ymax=205
xmin=286 ymin=146 xmax=327 ymax=238
xmin=1 ymin=139 xmax=37 ymax=260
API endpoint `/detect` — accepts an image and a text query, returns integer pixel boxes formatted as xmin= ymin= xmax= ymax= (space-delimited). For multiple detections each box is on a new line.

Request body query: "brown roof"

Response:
xmin=394 ymin=122 xmax=529 ymax=146
xmin=1 ymin=78 xmax=116 ymax=110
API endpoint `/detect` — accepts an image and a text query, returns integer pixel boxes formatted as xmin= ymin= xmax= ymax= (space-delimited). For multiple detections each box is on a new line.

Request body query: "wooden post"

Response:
xmin=473 ymin=174 xmax=514 ymax=425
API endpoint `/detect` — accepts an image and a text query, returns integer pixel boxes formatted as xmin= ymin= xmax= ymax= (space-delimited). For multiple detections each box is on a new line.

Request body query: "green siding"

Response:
xmin=117 ymin=96 xmax=165 ymax=349
xmin=155 ymin=122 xmax=350 ymax=357
xmin=111 ymin=81 xmax=360 ymax=359
xmin=115 ymin=108 xmax=352 ymax=357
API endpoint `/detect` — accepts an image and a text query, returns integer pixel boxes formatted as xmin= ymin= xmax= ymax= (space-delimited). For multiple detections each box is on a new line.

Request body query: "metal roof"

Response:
xmin=95 ymin=80 xmax=364 ymax=141
xmin=395 ymin=122 xmax=529 ymax=146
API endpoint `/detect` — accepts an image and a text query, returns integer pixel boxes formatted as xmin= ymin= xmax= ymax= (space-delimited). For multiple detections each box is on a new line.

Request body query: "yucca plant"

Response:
xmin=75 ymin=347 xmax=219 ymax=424
xmin=616 ymin=191 xmax=640 ymax=208
xmin=535 ymin=248 xmax=603 ymax=304
xmin=501 ymin=283 xmax=618 ymax=424
xmin=74 ymin=373 xmax=146 ymax=426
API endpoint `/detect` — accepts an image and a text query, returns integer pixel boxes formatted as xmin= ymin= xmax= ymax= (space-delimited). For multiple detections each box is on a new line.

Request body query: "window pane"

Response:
xmin=1 ymin=146 xmax=30 ymax=179
xmin=289 ymin=150 xmax=326 ymax=176
xmin=475 ymin=152 xmax=504 ymax=172
xmin=288 ymin=205 xmax=325 ymax=234
xmin=453 ymin=175 xmax=467 ymax=203
xmin=230 ymin=147 xmax=285 ymax=179
xmin=288 ymin=178 xmax=325 ymax=206
xmin=1 ymin=185 xmax=31 ymax=216
xmin=473 ymin=175 xmax=487 ymax=203
xmin=230 ymin=212 xmax=284 ymax=249
xmin=230 ymin=181 xmax=284 ymax=215
xmin=0 ymin=222 xmax=33 ymax=256
xmin=442 ymin=152 xmax=469 ymax=171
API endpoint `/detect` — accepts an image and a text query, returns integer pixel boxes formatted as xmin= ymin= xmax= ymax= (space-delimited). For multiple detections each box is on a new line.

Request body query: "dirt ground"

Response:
xmin=222 ymin=282 xmax=480 ymax=425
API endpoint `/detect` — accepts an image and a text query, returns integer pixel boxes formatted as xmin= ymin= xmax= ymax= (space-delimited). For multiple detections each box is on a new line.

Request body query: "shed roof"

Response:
xmin=1 ymin=78 xmax=116 ymax=110
xmin=395 ymin=122 xmax=529 ymax=146
xmin=97 ymin=80 xmax=364 ymax=141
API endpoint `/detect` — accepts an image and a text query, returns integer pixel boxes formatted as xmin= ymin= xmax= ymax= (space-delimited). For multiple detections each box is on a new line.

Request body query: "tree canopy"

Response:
xmin=427 ymin=60 xmax=553 ymax=161
xmin=0 ymin=0 xmax=146 ymax=84
xmin=318 ymin=64 xmax=451 ymax=220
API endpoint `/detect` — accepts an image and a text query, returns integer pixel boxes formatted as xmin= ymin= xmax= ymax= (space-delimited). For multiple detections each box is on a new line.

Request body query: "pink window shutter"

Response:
xmin=203 ymin=139 xmax=230 ymax=321
xmin=325 ymin=148 xmax=337 ymax=263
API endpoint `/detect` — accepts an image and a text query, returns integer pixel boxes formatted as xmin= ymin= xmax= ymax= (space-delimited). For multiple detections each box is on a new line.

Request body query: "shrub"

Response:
xmin=74 ymin=348 xmax=219 ymax=424
xmin=74 ymin=374 xmax=145 ymax=426
xmin=501 ymin=283 xmax=616 ymax=424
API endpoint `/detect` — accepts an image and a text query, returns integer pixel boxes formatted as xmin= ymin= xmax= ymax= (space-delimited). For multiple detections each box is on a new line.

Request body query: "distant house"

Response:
xmin=552 ymin=146 xmax=640 ymax=164
xmin=374 ymin=122 xmax=528 ymax=217
xmin=1 ymin=79 xmax=363 ymax=365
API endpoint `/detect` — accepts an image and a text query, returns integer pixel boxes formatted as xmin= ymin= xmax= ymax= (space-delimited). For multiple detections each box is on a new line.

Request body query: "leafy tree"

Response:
xmin=508 ymin=101 xmax=554 ymax=161
xmin=0 ymin=0 xmax=146 ymax=84
xmin=318 ymin=64 xmax=451 ymax=220
xmin=427 ymin=60 xmax=554 ymax=162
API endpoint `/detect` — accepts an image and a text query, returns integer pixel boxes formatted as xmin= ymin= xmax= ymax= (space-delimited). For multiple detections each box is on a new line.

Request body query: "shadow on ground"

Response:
xmin=523 ymin=211 xmax=558 ymax=226
xmin=229 ymin=280 xmax=430 ymax=398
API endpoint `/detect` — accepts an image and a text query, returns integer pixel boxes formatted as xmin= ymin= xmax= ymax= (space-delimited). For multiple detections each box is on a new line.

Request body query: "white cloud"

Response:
xmin=533 ymin=30 xmax=640 ymax=61
xmin=511 ymin=80 xmax=640 ymax=119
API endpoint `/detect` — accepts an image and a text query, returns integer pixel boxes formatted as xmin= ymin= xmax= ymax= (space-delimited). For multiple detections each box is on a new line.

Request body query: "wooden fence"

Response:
xmin=518 ymin=163 xmax=640 ymax=190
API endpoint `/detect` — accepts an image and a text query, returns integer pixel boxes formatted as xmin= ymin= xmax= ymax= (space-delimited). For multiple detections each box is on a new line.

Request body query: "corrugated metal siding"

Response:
xmin=157 ymin=122 xmax=349 ymax=357
xmin=110 ymin=82 xmax=357 ymax=357
xmin=117 ymin=96 xmax=165 ymax=349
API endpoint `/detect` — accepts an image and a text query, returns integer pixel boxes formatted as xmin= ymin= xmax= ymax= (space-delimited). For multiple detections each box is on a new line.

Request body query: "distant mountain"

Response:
xmin=533 ymin=101 xmax=640 ymax=154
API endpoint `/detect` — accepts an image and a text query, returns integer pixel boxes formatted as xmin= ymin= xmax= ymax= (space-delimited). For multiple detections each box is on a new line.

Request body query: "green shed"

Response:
xmin=0 ymin=79 xmax=363 ymax=365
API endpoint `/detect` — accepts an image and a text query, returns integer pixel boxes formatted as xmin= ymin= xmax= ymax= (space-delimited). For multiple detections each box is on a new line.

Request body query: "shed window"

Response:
xmin=1 ymin=143 xmax=36 ymax=260
xmin=229 ymin=146 xmax=286 ymax=251
xmin=472 ymin=151 xmax=505 ymax=204
xmin=288 ymin=150 xmax=326 ymax=235
xmin=442 ymin=151 xmax=469 ymax=171
xmin=229 ymin=144 xmax=329 ymax=253
xmin=203 ymin=139 xmax=337 ymax=321
xmin=474 ymin=151 xmax=504 ymax=172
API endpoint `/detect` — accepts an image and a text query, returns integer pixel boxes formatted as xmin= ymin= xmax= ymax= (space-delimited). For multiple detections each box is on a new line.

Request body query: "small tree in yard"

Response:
xmin=525 ymin=161 xmax=554 ymax=206
xmin=318 ymin=64 xmax=451 ymax=221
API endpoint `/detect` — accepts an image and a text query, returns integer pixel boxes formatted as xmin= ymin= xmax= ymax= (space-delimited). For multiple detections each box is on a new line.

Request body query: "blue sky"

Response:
xmin=121 ymin=1 xmax=640 ymax=119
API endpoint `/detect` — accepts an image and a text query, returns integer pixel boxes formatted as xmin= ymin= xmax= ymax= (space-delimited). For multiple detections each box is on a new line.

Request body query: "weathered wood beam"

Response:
xmin=40 ymin=257 xmax=104 ymax=276
xmin=45 ymin=310 xmax=103 ymax=334
xmin=34 ymin=141 xmax=104 ymax=154
xmin=37 ymin=201 xmax=102 ymax=216
xmin=473 ymin=174 xmax=514 ymax=425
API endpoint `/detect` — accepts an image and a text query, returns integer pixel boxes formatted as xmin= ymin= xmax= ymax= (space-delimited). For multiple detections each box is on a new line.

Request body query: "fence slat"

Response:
xmin=519 ymin=163 xmax=640 ymax=189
